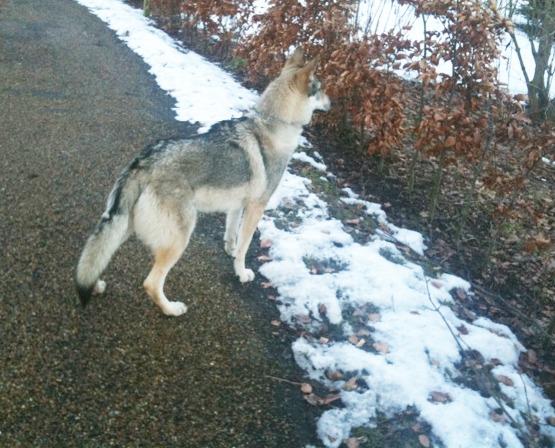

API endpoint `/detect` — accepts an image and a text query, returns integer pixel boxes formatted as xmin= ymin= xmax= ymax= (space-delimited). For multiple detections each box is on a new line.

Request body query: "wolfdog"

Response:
xmin=75 ymin=48 xmax=330 ymax=316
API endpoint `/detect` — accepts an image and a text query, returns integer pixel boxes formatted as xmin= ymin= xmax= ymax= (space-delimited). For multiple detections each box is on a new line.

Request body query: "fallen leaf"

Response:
xmin=456 ymin=288 xmax=467 ymax=300
xmin=327 ymin=371 xmax=344 ymax=380
xmin=368 ymin=313 xmax=381 ymax=322
xmin=319 ymin=337 xmax=330 ymax=344
xmin=303 ymin=393 xmax=323 ymax=405
xmin=490 ymin=410 xmax=506 ymax=424
xmin=319 ymin=303 xmax=327 ymax=315
xmin=431 ymin=359 xmax=440 ymax=367
xmin=268 ymin=294 xmax=276 ymax=301
xmin=412 ymin=424 xmax=421 ymax=433
xmin=528 ymin=349 xmax=537 ymax=365
xmin=497 ymin=375 xmax=514 ymax=387
xmin=373 ymin=342 xmax=389 ymax=354
xmin=295 ymin=314 xmax=312 ymax=324
xmin=419 ymin=434 xmax=431 ymax=447
xmin=257 ymin=255 xmax=272 ymax=262
xmin=345 ymin=218 xmax=360 ymax=225
xmin=457 ymin=325 xmax=469 ymax=335
xmin=356 ymin=338 xmax=366 ymax=348
xmin=429 ymin=391 xmax=452 ymax=403
xmin=301 ymin=383 xmax=313 ymax=394
xmin=349 ymin=335 xmax=359 ymax=345
xmin=322 ymin=393 xmax=341 ymax=405
xmin=260 ymin=282 xmax=273 ymax=288
xmin=345 ymin=437 xmax=360 ymax=448
xmin=431 ymin=281 xmax=443 ymax=289
xmin=344 ymin=376 xmax=358 ymax=391
xmin=357 ymin=329 xmax=371 ymax=337
xmin=260 ymin=238 xmax=272 ymax=248
xmin=270 ymin=319 xmax=281 ymax=327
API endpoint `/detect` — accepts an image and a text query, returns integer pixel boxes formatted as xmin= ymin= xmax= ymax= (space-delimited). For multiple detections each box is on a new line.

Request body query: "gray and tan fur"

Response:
xmin=75 ymin=48 xmax=330 ymax=316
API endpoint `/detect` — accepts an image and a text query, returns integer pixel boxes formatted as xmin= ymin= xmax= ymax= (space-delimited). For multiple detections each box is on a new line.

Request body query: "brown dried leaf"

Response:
xmin=327 ymin=371 xmax=344 ymax=380
xmin=429 ymin=391 xmax=452 ymax=403
xmin=301 ymin=383 xmax=313 ymax=394
xmin=344 ymin=376 xmax=358 ymax=391
xmin=455 ymin=288 xmax=467 ymax=300
xmin=457 ymin=325 xmax=469 ymax=335
xmin=490 ymin=410 xmax=506 ymax=424
xmin=497 ymin=375 xmax=514 ymax=387
xmin=295 ymin=314 xmax=312 ymax=324
xmin=270 ymin=319 xmax=281 ymax=327
xmin=322 ymin=393 xmax=341 ymax=405
xmin=260 ymin=238 xmax=273 ymax=248
xmin=528 ymin=349 xmax=537 ymax=365
xmin=419 ymin=434 xmax=431 ymax=447
xmin=260 ymin=282 xmax=273 ymax=288
xmin=368 ymin=313 xmax=381 ymax=322
xmin=303 ymin=393 xmax=323 ymax=405
xmin=257 ymin=255 xmax=272 ymax=263
xmin=373 ymin=342 xmax=389 ymax=354
xmin=349 ymin=335 xmax=360 ymax=345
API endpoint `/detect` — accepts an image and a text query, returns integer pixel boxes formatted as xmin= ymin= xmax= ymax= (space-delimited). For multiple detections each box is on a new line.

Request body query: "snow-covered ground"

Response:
xmin=73 ymin=1 xmax=555 ymax=447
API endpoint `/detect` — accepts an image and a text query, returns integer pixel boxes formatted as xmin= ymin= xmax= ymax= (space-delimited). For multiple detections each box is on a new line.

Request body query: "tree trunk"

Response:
xmin=528 ymin=34 xmax=553 ymax=121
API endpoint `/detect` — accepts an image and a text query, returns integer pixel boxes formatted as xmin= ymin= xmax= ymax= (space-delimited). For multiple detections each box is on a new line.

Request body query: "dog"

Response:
xmin=75 ymin=47 xmax=330 ymax=316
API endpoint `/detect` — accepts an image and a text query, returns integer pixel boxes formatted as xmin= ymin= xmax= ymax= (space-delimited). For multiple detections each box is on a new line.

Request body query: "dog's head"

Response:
xmin=257 ymin=47 xmax=331 ymax=126
xmin=283 ymin=47 xmax=331 ymax=114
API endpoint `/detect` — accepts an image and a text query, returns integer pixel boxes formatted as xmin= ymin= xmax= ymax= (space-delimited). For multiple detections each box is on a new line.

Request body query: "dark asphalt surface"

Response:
xmin=0 ymin=0 xmax=318 ymax=446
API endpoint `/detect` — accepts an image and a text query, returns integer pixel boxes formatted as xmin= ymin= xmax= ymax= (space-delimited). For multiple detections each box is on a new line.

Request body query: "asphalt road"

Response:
xmin=0 ymin=0 xmax=318 ymax=446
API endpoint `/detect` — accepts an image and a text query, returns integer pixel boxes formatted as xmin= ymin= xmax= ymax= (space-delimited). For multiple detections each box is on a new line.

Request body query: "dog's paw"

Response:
xmin=93 ymin=280 xmax=106 ymax=294
xmin=238 ymin=269 xmax=255 ymax=283
xmin=162 ymin=301 xmax=188 ymax=317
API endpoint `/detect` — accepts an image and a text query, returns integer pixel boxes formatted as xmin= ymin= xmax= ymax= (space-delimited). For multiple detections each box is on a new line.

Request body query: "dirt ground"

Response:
xmin=0 ymin=0 xmax=319 ymax=446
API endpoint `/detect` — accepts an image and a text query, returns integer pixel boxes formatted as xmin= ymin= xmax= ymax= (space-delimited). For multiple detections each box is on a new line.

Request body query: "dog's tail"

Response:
xmin=75 ymin=168 xmax=141 ymax=306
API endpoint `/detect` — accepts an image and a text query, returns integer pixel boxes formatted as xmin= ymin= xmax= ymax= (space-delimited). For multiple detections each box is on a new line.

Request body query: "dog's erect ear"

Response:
xmin=303 ymin=57 xmax=318 ymax=75
xmin=285 ymin=47 xmax=305 ymax=68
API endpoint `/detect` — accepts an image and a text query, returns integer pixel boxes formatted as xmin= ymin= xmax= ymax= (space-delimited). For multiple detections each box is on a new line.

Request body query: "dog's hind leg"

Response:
xmin=224 ymin=207 xmax=243 ymax=256
xmin=135 ymin=188 xmax=196 ymax=316
xmin=143 ymin=242 xmax=190 ymax=316
xmin=233 ymin=202 xmax=265 ymax=283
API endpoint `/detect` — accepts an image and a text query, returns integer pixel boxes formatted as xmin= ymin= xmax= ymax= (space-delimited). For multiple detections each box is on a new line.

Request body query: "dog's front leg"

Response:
xmin=224 ymin=208 xmax=243 ymax=256
xmin=233 ymin=202 xmax=265 ymax=282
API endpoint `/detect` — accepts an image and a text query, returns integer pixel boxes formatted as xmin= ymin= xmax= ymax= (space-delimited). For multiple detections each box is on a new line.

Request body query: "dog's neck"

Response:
xmin=251 ymin=108 xmax=305 ymax=128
